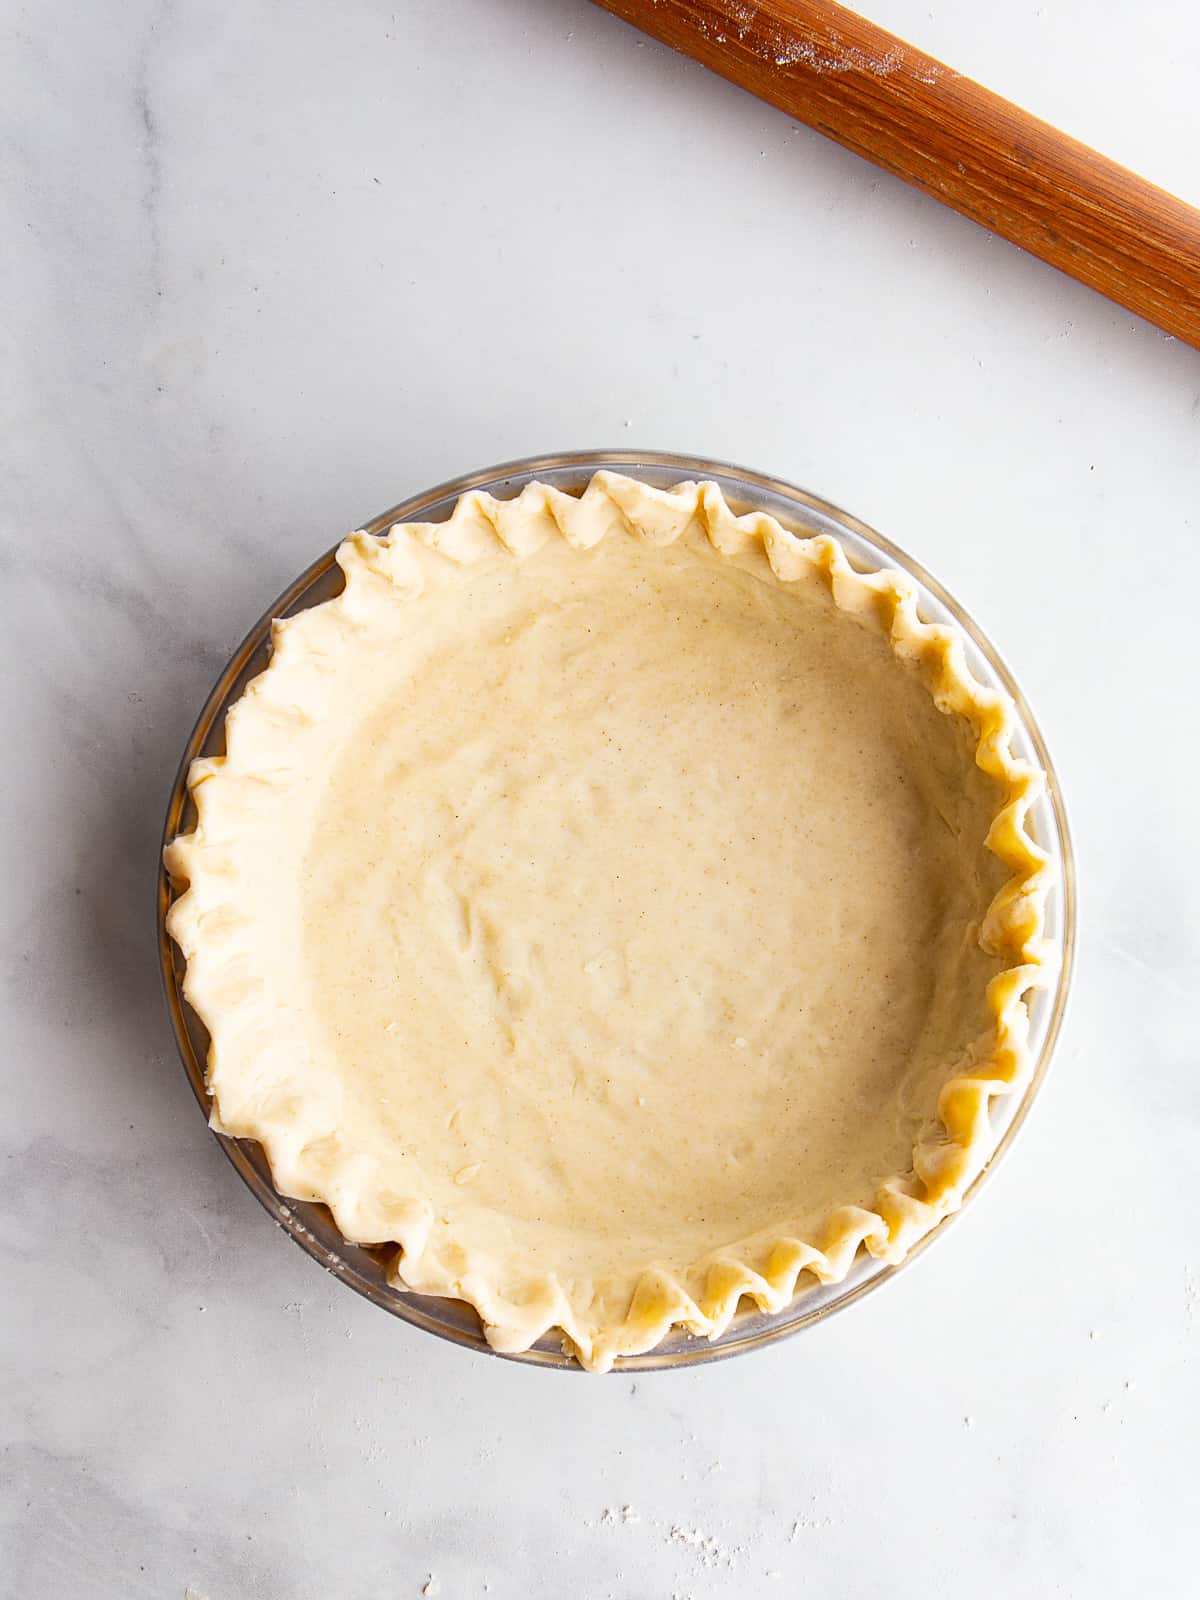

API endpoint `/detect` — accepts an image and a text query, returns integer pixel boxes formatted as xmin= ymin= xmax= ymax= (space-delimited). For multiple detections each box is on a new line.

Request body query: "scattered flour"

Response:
xmin=668 ymin=1523 xmax=740 ymax=1570
xmin=594 ymin=1501 xmax=772 ymax=1578
xmin=763 ymin=27 xmax=904 ymax=77
xmin=791 ymin=1510 xmax=834 ymax=1540
xmin=600 ymin=1503 xmax=642 ymax=1526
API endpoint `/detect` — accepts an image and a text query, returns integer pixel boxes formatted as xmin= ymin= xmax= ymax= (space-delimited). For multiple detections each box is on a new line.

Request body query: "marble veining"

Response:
xmin=133 ymin=2 xmax=170 ymax=305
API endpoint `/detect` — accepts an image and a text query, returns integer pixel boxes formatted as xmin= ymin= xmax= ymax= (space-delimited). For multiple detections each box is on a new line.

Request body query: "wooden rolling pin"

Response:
xmin=591 ymin=0 xmax=1200 ymax=349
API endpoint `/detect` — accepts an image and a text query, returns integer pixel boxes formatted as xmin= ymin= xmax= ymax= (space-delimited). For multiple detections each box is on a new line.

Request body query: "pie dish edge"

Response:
xmin=163 ymin=471 xmax=1056 ymax=1371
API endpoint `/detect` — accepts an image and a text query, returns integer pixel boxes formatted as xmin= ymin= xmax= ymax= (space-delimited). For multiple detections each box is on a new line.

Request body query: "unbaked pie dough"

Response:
xmin=165 ymin=472 xmax=1054 ymax=1370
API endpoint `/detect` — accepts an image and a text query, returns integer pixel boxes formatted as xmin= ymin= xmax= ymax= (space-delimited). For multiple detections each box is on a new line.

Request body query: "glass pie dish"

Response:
xmin=157 ymin=449 xmax=1076 ymax=1370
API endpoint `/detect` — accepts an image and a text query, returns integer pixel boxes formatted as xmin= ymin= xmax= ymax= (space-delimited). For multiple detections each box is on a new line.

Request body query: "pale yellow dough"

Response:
xmin=165 ymin=473 xmax=1053 ymax=1370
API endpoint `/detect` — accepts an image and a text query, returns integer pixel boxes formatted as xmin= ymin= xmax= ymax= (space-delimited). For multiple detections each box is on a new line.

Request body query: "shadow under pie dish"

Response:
xmin=161 ymin=455 xmax=1070 ymax=1372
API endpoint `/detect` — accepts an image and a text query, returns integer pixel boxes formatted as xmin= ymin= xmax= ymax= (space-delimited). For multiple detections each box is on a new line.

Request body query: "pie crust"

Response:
xmin=164 ymin=472 xmax=1055 ymax=1370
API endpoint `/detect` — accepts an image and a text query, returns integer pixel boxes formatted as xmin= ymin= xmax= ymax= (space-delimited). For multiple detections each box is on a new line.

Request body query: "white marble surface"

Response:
xmin=4 ymin=1 xmax=1199 ymax=1595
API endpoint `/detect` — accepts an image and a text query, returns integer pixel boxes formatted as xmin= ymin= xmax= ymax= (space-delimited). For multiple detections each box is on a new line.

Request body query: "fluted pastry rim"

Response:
xmin=164 ymin=471 xmax=1055 ymax=1371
